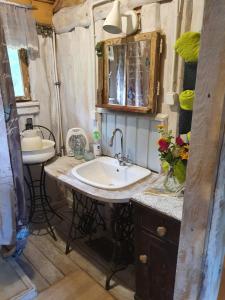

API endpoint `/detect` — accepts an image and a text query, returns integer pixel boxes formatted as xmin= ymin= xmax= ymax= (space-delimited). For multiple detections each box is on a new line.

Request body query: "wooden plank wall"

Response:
xmin=101 ymin=112 xmax=161 ymax=172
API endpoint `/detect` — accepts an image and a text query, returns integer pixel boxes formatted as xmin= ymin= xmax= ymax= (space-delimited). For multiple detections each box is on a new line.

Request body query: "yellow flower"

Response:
xmin=157 ymin=124 xmax=165 ymax=130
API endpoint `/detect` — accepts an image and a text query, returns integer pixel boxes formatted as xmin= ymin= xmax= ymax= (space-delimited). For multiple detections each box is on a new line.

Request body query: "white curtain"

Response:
xmin=29 ymin=34 xmax=63 ymax=153
xmin=56 ymin=28 xmax=95 ymax=142
xmin=0 ymin=3 xmax=39 ymax=59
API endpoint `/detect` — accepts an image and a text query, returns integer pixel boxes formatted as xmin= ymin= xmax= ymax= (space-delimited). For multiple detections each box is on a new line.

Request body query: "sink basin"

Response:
xmin=71 ymin=156 xmax=151 ymax=190
xmin=22 ymin=140 xmax=55 ymax=164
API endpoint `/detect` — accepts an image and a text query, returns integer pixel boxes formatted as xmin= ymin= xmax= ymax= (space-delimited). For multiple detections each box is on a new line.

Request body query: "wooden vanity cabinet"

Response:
xmin=132 ymin=202 xmax=181 ymax=300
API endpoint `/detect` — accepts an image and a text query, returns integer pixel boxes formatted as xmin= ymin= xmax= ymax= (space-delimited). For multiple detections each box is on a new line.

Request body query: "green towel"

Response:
xmin=179 ymin=90 xmax=195 ymax=111
xmin=175 ymin=32 xmax=200 ymax=62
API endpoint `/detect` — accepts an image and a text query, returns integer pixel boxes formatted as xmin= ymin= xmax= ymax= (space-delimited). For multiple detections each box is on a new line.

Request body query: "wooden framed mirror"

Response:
xmin=97 ymin=32 xmax=161 ymax=114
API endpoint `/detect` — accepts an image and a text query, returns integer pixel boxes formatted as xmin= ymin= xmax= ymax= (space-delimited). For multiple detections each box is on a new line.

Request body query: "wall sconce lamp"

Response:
xmin=103 ymin=0 xmax=139 ymax=35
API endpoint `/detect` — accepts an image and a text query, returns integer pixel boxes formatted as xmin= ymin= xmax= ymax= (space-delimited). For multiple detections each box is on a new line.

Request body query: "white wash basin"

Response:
xmin=71 ymin=156 xmax=151 ymax=190
xmin=22 ymin=140 xmax=55 ymax=164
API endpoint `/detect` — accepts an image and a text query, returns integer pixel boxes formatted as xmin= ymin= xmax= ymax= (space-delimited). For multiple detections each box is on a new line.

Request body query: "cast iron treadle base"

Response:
xmin=65 ymin=191 xmax=106 ymax=254
xmin=65 ymin=192 xmax=134 ymax=290
xmin=105 ymin=202 xmax=134 ymax=290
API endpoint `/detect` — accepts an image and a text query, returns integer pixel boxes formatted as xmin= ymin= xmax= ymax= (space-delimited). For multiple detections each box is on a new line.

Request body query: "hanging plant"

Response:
xmin=95 ymin=42 xmax=104 ymax=57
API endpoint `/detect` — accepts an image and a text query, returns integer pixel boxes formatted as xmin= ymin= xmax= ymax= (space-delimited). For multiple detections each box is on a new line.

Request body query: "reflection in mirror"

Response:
xmin=127 ymin=40 xmax=151 ymax=107
xmin=108 ymin=45 xmax=126 ymax=105
xmin=101 ymin=32 xmax=160 ymax=113
xmin=7 ymin=47 xmax=25 ymax=97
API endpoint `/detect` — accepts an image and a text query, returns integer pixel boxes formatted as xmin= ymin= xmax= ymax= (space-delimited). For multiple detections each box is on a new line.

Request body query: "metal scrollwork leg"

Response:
xmin=65 ymin=190 xmax=77 ymax=254
xmin=25 ymin=163 xmax=62 ymax=240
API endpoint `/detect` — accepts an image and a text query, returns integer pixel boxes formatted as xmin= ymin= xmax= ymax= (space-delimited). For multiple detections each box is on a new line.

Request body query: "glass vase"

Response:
xmin=164 ymin=167 xmax=184 ymax=193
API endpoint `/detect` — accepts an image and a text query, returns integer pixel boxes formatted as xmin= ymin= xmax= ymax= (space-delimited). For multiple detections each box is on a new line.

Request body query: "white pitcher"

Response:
xmin=21 ymin=129 xmax=43 ymax=151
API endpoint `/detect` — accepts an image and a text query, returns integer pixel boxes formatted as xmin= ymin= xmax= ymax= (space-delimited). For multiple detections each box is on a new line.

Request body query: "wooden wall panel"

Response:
xmin=101 ymin=113 xmax=107 ymax=155
xmin=105 ymin=113 xmax=116 ymax=157
xmin=101 ymin=112 xmax=161 ymax=172
xmin=114 ymin=114 xmax=126 ymax=156
xmin=126 ymin=115 xmax=137 ymax=165
xmin=136 ymin=117 xmax=149 ymax=167
xmin=148 ymin=120 xmax=161 ymax=172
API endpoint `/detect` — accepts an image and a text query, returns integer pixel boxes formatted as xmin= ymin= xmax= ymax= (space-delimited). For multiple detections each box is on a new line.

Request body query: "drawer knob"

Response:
xmin=139 ymin=254 xmax=148 ymax=264
xmin=156 ymin=226 xmax=167 ymax=237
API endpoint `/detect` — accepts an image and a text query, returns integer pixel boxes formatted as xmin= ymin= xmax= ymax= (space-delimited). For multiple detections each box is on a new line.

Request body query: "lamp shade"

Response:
xmin=103 ymin=0 xmax=122 ymax=34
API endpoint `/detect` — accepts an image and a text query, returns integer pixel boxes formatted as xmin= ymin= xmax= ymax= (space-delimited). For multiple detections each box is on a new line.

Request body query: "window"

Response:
xmin=7 ymin=47 xmax=31 ymax=101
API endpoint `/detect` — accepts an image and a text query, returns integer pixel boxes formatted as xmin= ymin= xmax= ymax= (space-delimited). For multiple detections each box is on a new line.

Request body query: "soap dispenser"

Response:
xmin=92 ymin=130 xmax=102 ymax=157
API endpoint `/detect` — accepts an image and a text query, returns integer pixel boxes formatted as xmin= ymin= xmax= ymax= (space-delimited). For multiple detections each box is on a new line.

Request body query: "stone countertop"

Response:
xmin=132 ymin=176 xmax=184 ymax=221
xmin=44 ymin=156 xmax=159 ymax=204
xmin=45 ymin=156 xmax=184 ymax=220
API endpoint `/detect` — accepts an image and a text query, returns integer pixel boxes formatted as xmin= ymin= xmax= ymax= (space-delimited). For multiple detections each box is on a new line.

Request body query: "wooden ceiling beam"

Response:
xmin=53 ymin=0 xmax=86 ymax=14
xmin=7 ymin=0 xmax=54 ymax=25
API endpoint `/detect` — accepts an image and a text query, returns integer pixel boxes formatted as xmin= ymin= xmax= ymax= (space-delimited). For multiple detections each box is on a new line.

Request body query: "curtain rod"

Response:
xmin=0 ymin=0 xmax=33 ymax=9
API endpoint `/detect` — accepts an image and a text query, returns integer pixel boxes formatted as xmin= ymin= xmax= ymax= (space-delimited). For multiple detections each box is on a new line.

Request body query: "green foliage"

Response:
xmin=174 ymin=160 xmax=186 ymax=184
xmin=157 ymin=126 xmax=189 ymax=184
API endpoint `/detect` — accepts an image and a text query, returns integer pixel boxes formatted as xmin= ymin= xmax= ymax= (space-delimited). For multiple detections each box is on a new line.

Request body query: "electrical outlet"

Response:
xmin=166 ymin=92 xmax=178 ymax=105
xmin=91 ymin=109 xmax=97 ymax=121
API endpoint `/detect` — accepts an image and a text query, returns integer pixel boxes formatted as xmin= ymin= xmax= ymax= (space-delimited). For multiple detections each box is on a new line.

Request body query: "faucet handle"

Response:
xmin=124 ymin=154 xmax=132 ymax=164
xmin=114 ymin=153 xmax=121 ymax=159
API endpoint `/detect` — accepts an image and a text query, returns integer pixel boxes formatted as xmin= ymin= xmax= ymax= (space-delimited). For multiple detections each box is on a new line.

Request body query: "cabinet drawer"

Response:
xmin=135 ymin=228 xmax=178 ymax=300
xmin=133 ymin=203 xmax=181 ymax=245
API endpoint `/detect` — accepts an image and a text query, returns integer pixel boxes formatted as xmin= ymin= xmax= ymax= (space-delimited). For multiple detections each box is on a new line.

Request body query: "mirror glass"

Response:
xmin=7 ymin=47 xmax=25 ymax=97
xmin=127 ymin=40 xmax=151 ymax=107
xmin=107 ymin=44 xmax=126 ymax=105
xmin=107 ymin=40 xmax=151 ymax=107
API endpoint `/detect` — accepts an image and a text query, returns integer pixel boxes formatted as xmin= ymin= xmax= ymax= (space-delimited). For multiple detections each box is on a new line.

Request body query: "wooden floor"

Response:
xmin=12 ymin=178 xmax=134 ymax=300
xmin=37 ymin=271 xmax=115 ymax=300
xmin=14 ymin=220 xmax=134 ymax=300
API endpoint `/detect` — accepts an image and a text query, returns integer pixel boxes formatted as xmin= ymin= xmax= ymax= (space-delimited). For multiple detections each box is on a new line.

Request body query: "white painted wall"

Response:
xmin=52 ymin=0 xmax=204 ymax=171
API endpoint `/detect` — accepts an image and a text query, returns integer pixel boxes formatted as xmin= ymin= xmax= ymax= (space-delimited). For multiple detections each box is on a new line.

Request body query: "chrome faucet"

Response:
xmin=109 ymin=128 xmax=131 ymax=166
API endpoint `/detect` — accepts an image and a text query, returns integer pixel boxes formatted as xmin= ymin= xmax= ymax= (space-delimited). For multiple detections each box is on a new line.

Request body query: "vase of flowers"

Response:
xmin=157 ymin=125 xmax=189 ymax=193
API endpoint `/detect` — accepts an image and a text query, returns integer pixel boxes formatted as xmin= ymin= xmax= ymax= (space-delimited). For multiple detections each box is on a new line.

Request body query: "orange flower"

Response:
xmin=179 ymin=148 xmax=189 ymax=160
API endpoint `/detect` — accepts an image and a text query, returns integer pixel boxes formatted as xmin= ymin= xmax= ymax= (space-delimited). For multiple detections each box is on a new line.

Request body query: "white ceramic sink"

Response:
xmin=22 ymin=140 xmax=55 ymax=164
xmin=71 ymin=156 xmax=151 ymax=190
